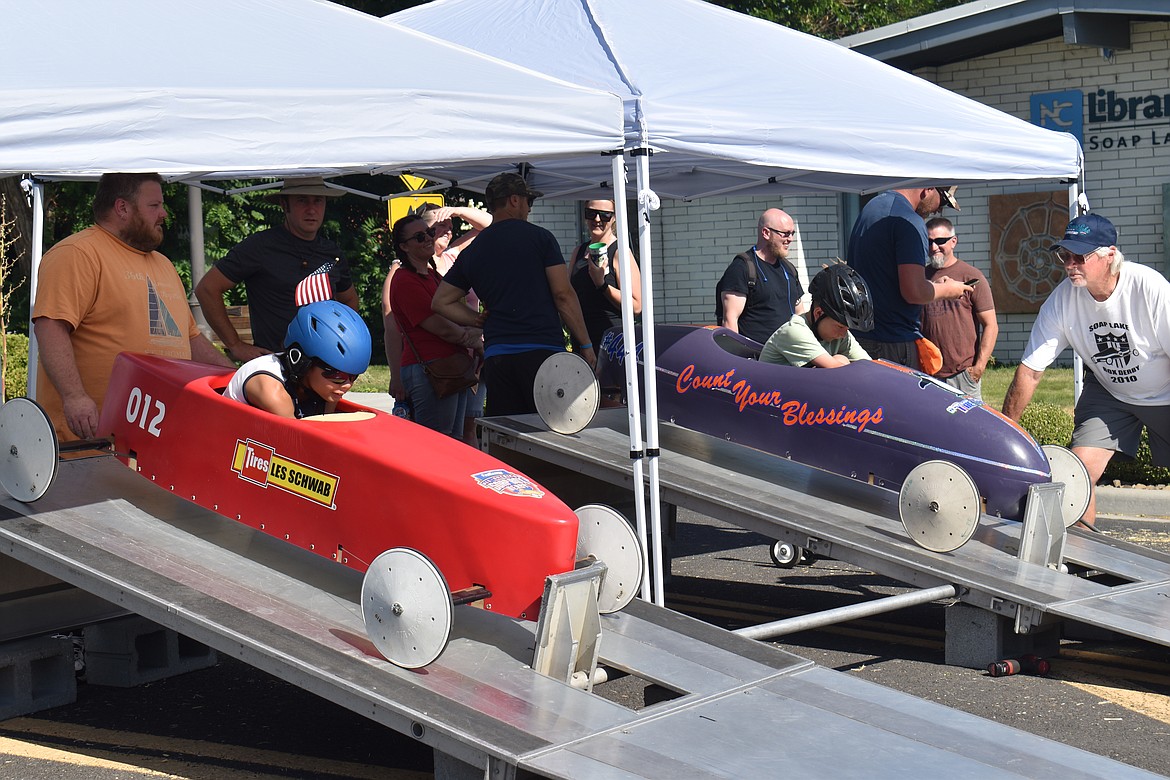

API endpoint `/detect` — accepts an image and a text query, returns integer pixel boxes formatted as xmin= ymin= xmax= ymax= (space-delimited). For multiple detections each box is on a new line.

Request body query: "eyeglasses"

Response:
xmin=407 ymin=227 xmax=436 ymax=243
xmin=1055 ymin=248 xmax=1098 ymax=265
xmin=765 ymin=226 xmax=796 ymax=239
xmin=584 ymin=208 xmax=615 ymax=222
xmin=525 ymin=195 xmax=537 ymax=206
xmin=315 ymin=362 xmax=359 ymax=384
xmin=930 ymin=236 xmax=956 ymax=247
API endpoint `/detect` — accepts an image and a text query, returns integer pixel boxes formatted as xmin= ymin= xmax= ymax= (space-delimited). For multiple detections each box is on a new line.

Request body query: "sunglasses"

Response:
xmin=765 ymin=226 xmax=796 ymax=238
xmin=407 ymin=226 xmax=437 ymax=243
xmin=1055 ymin=248 xmax=1098 ymax=265
xmin=930 ymin=236 xmax=956 ymax=247
xmin=315 ymin=361 xmax=359 ymax=384
xmin=584 ymin=208 xmax=615 ymax=222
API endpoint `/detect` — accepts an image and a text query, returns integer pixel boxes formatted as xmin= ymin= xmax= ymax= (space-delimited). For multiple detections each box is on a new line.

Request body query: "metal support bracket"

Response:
xmin=532 ymin=561 xmax=606 ymax=691
xmin=1018 ymin=481 xmax=1067 ymax=570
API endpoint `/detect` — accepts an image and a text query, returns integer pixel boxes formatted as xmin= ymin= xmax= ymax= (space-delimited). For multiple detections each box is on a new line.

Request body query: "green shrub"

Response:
xmin=4 ymin=333 xmax=27 ymax=400
xmin=1102 ymin=431 xmax=1170 ymax=485
xmin=1018 ymin=403 xmax=1072 ymax=447
xmin=1018 ymin=401 xmax=1169 ymax=485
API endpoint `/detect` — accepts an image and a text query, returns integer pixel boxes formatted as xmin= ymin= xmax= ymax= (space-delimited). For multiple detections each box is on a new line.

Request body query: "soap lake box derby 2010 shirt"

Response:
xmin=1021 ymin=261 xmax=1170 ymax=405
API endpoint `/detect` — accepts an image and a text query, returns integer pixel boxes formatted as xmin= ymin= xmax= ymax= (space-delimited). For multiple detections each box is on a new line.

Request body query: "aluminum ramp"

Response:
xmin=0 ymin=457 xmax=1158 ymax=779
xmin=478 ymin=409 xmax=1170 ymax=651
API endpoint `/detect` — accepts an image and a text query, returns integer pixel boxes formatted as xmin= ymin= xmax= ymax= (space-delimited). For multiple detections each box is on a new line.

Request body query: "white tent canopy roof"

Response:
xmin=390 ymin=0 xmax=1084 ymax=199
xmin=0 ymin=0 xmax=624 ymax=180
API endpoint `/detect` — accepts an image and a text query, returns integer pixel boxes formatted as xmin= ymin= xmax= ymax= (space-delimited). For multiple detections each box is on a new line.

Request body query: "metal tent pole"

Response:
xmin=609 ymin=153 xmax=652 ymax=602
xmin=634 ymin=150 xmax=665 ymax=606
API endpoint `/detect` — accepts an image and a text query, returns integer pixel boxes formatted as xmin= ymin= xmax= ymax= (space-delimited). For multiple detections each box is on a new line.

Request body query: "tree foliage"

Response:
xmin=340 ymin=0 xmax=969 ymax=40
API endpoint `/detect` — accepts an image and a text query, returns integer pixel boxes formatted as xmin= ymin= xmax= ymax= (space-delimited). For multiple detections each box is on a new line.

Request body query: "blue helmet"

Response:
xmin=283 ymin=301 xmax=371 ymax=376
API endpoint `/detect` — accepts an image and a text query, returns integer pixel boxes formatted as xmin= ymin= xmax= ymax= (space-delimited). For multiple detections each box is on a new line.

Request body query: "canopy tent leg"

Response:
xmin=634 ymin=150 xmax=665 ymax=606
xmin=609 ymin=153 xmax=653 ymax=603
xmin=23 ymin=179 xmax=44 ymax=401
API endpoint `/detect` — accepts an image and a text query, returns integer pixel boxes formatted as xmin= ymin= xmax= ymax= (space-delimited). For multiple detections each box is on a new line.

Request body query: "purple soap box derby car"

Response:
xmin=595 ymin=324 xmax=1089 ymax=560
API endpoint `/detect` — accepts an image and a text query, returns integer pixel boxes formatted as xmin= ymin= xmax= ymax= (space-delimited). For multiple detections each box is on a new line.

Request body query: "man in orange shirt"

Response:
xmin=33 ymin=173 xmax=234 ymax=441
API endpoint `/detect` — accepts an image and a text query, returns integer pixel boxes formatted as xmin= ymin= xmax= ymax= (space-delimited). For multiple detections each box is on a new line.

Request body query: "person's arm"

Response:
xmin=242 ymin=373 xmax=296 ymax=418
xmin=446 ymin=207 xmax=492 ymax=255
xmin=194 ymin=267 xmax=268 ymax=362
xmin=419 ymin=314 xmax=481 ymax=350
xmin=720 ymin=292 xmax=747 ymax=332
xmin=898 ymin=265 xmax=970 ymax=305
xmin=432 ymin=281 xmax=484 ymax=327
xmin=32 ymin=317 xmax=99 ymax=439
xmin=807 ymin=351 xmax=850 ymax=368
xmin=189 ymin=334 xmax=236 ymax=369
xmin=382 ymin=266 xmax=406 ymax=400
xmin=969 ymin=308 xmax=999 ymax=381
xmin=335 ymin=284 xmax=360 ymax=311
xmin=1001 ymin=364 xmax=1044 ymax=422
xmin=547 ymin=263 xmax=596 ymax=369
xmin=593 ymin=248 xmax=642 ymax=315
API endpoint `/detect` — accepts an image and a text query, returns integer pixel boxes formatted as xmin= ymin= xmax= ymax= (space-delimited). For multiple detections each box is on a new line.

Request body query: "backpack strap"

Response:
xmin=736 ymin=251 xmax=757 ymax=291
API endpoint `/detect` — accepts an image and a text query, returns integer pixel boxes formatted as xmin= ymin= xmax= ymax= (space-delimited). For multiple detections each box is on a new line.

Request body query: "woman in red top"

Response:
xmin=388 ymin=215 xmax=482 ymax=439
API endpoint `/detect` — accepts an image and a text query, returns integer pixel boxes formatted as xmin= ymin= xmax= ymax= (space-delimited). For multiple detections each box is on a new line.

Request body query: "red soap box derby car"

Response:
xmin=0 ymin=353 xmax=641 ymax=671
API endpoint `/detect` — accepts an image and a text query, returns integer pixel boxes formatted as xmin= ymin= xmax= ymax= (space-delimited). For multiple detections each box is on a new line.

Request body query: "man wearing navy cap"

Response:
xmin=1003 ymin=213 xmax=1170 ymax=530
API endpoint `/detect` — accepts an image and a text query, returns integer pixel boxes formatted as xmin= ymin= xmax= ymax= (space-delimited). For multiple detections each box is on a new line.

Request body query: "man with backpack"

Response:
xmin=714 ymin=208 xmax=805 ymax=343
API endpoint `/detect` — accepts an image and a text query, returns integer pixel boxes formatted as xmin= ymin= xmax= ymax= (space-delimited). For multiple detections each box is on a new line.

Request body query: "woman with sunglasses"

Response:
xmin=387 ymin=214 xmax=483 ymax=439
xmin=568 ymin=200 xmax=642 ymax=355
xmin=225 ymin=299 xmax=371 ymax=418
xmin=382 ymin=205 xmax=491 ymax=439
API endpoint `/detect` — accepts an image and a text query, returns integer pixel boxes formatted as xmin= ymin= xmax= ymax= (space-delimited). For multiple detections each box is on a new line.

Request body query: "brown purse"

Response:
xmin=397 ymin=314 xmax=480 ymax=399
xmin=421 ymin=350 xmax=480 ymax=399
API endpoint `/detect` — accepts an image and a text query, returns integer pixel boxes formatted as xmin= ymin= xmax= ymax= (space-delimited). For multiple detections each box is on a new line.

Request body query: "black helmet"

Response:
xmin=809 ymin=264 xmax=874 ymax=331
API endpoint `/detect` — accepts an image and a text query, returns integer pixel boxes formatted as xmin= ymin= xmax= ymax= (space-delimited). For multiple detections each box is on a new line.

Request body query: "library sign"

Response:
xmin=1031 ymin=88 xmax=1170 ymax=150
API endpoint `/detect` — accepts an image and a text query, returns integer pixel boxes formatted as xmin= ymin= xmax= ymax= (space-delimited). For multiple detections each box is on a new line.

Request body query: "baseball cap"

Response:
xmin=936 ymin=186 xmax=960 ymax=211
xmin=1050 ymin=213 xmax=1118 ymax=255
xmin=485 ymin=172 xmax=542 ymax=204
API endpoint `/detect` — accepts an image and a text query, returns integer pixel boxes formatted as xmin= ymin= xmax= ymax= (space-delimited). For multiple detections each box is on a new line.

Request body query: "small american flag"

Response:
xmin=295 ymin=261 xmax=335 ymax=306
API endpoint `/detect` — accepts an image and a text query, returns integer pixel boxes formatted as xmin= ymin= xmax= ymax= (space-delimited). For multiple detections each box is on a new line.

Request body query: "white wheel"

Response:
xmin=0 ymin=398 xmax=59 ymax=502
xmin=575 ymin=504 xmax=643 ymax=613
xmin=534 ymin=352 xmax=599 ymax=434
xmin=1042 ymin=445 xmax=1092 ymax=528
xmin=361 ymin=548 xmax=452 ymax=669
xmin=769 ymin=540 xmax=803 ymax=568
xmin=899 ymin=460 xmax=982 ymax=553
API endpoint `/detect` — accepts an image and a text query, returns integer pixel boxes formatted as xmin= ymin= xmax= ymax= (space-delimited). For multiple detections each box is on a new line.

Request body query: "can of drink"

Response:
xmin=986 ymin=659 xmax=1022 ymax=677
xmin=392 ymin=400 xmax=413 ymax=420
xmin=588 ymin=242 xmax=608 ymax=266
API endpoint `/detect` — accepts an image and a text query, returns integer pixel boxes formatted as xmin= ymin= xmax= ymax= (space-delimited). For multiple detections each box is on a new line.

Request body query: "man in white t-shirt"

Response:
xmin=1002 ymin=213 xmax=1170 ymax=530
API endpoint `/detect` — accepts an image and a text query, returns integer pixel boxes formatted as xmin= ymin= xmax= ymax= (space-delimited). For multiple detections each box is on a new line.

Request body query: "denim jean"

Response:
xmin=402 ymin=362 xmax=469 ymax=439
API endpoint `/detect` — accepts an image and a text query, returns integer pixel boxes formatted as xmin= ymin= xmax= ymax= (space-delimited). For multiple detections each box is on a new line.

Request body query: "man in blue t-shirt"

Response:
xmin=433 ymin=173 xmax=595 ymax=417
xmin=846 ymin=186 xmax=969 ymax=368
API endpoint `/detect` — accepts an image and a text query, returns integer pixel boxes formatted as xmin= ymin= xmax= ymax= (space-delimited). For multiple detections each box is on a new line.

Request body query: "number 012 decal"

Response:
xmin=125 ymin=387 xmax=166 ymax=437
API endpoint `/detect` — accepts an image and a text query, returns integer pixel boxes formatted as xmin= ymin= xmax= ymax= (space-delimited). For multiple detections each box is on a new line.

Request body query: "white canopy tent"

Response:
xmin=0 ymin=0 xmax=623 ymax=180
xmin=0 ymin=0 xmax=624 ymax=404
xmin=389 ymin=0 xmax=1083 ymax=200
xmin=390 ymin=0 xmax=1086 ymax=605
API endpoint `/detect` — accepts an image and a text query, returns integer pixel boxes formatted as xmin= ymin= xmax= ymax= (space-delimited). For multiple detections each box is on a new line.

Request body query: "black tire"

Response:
xmin=769 ymin=540 xmax=803 ymax=568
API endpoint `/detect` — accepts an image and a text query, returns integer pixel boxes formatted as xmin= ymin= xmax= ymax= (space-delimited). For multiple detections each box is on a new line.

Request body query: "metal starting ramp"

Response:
xmin=478 ymin=410 xmax=1170 ymax=654
xmin=0 ymin=458 xmax=1160 ymax=778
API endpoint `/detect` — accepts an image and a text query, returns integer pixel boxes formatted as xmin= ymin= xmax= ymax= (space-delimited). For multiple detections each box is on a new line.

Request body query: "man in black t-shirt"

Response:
xmin=195 ymin=177 xmax=360 ymax=361
xmin=715 ymin=208 xmax=805 ymax=343
xmin=434 ymin=173 xmax=594 ymax=417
